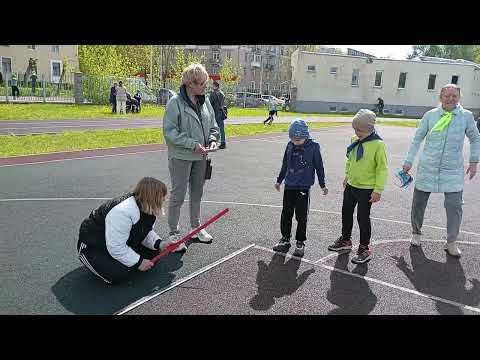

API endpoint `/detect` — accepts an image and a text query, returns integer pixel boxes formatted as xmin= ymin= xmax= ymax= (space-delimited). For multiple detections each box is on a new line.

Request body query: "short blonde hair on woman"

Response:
xmin=440 ymin=83 xmax=461 ymax=97
xmin=133 ymin=177 xmax=168 ymax=217
xmin=181 ymin=63 xmax=209 ymax=85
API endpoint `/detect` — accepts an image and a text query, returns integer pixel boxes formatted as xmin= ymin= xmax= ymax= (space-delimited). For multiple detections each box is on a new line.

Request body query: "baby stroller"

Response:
xmin=126 ymin=93 xmax=140 ymax=113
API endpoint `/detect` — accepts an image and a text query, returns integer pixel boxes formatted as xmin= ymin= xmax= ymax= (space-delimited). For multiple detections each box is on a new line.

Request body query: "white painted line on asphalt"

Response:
xmin=318 ymin=262 xmax=480 ymax=314
xmin=253 ymin=245 xmax=317 ymax=265
xmin=254 ymin=241 xmax=480 ymax=314
xmin=0 ymin=127 xmax=352 ymax=168
xmin=2 ymin=197 xmax=479 ymax=238
xmin=0 ymin=149 xmax=165 ymax=167
xmin=199 ymin=200 xmax=480 ymax=237
xmin=314 ymin=238 xmax=480 ymax=264
xmin=115 ymin=243 xmax=256 ymax=315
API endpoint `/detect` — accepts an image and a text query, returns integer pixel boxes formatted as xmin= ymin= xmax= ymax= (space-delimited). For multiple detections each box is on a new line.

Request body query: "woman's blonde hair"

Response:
xmin=181 ymin=63 xmax=209 ymax=85
xmin=133 ymin=177 xmax=168 ymax=217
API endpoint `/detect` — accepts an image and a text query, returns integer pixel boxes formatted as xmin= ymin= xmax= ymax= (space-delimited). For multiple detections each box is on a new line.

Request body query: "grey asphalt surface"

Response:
xmin=1 ymin=125 xmax=479 ymax=315
xmin=0 ymin=115 xmax=417 ymax=135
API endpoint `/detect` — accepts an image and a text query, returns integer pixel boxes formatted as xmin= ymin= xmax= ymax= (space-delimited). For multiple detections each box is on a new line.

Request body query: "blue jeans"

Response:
xmin=216 ymin=112 xmax=226 ymax=144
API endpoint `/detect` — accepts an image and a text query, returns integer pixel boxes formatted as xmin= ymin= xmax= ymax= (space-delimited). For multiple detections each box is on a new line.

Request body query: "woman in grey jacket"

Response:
xmin=163 ymin=63 xmax=220 ymax=252
xmin=403 ymin=84 xmax=480 ymax=257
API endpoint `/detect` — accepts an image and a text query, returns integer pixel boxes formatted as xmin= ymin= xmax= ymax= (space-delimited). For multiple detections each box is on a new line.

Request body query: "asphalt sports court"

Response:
xmin=1 ymin=125 xmax=480 ymax=315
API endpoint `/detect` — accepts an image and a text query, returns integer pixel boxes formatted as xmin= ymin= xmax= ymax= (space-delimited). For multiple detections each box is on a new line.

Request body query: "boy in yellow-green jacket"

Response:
xmin=328 ymin=109 xmax=388 ymax=264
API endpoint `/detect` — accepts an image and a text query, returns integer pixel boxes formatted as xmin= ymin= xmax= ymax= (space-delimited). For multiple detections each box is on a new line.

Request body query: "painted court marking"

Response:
xmin=2 ymin=196 xmax=479 ymax=314
xmin=1 ymin=197 xmax=480 ymax=238
xmin=254 ymin=242 xmax=480 ymax=314
xmin=115 ymin=243 xmax=255 ymax=315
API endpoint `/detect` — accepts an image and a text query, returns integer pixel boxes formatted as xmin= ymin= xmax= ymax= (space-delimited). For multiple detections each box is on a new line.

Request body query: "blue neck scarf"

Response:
xmin=346 ymin=131 xmax=382 ymax=161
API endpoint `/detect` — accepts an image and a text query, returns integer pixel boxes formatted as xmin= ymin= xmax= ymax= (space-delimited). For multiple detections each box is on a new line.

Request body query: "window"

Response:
xmin=395 ymin=109 xmax=404 ymax=115
xmin=428 ymin=74 xmax=436 ymax=90
xmin=374 ymin=70 xmax=383 ymax=87
xmin=398 ymin=72 xmax=407 ymax=89
xmin=340 ymin=106 xmax=349 ymax=112
xmin=51 ymin=45 xmax=60 ymax=54
xmin=329 ymin=67 xmax=337 ymax=75
xmin=265 ymin=83 xmax=270 ymax=91
xmin=451 ymin=75 xmax=459 ymax=84
xmin=51 ymin=60 xmax=62 ymax=83
xmin=226 ymin=51 xmax=231 ymax=59
xmin=254 ymin=54 xmax=261 ymax=63
xmin=244 ymin=52 xmax=248 ymax=62
xmin=27 ymin=45 xmax=36 ymax=50
xmin=212 ymin=64 xmax=219 ymax=75
xmin=329 ymin=106 xmax=337 ymax=112
xmin=307 ymin=65 xmax=316 ymax=72
xmin=250 ymin=81 xmax=255 ymax=90
xmin=351 ymin=69 xmax=359 ymax=86
xmin=213 ymin=52 xmax=220 ymax=62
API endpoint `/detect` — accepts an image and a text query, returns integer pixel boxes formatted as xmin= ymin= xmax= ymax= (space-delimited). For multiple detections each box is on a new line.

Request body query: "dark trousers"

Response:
xmin=111 ymin=99 xmax=117 ymax=113
xmin=11 ymin=86 xmax=19 ymax=97
xmin=280 ymin=188 xmax=310 ymax=242
xmin=341 ymin=184 xmax=373 ymax=247
xmin=215 ymin=112 xmax=226 ymax=144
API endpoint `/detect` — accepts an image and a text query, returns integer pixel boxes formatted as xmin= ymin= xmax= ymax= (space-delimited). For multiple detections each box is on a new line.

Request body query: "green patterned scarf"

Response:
xmin=431 ymin=111 xmax=453 ymax=132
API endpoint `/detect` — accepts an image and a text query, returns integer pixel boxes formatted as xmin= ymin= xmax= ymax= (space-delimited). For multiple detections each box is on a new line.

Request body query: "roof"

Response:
xmin=298 ymin=50 xmax=480 ymax=69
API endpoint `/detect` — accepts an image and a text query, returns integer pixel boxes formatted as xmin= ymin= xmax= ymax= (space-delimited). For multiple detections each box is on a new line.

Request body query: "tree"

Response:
xmin=168 ymin=48 xmax=204 ymax=90
xmin=408 ymin=45 xmax=480 ymax=61
xmin=218 ymin=56 xmax=241 ymax=97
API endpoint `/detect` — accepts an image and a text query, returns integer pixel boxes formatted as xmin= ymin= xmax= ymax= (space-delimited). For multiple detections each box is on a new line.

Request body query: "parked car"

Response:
xmin=235 ymin=92 xmax=263 ymax=108
xmin=156 ymin=88 xmax=176 ymax=105
xmin=260 ymin=95 xmax=285 ymax=106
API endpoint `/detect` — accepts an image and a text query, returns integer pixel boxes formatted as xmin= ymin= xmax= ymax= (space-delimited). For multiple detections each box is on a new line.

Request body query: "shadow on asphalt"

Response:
xmin=51 ymin=250 xmax=185 ymax=315
xmin=327 ymin=253 xmax=378 ymax=314
xmin=249 ymin=252 xmax=315 ymax=311
xmin=391 ymin=246 xmax=480 ymax=315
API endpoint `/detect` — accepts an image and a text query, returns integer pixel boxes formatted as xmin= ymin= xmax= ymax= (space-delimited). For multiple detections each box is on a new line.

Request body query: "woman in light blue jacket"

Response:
xmin=403 ymin=84 xmax=480 ymax=257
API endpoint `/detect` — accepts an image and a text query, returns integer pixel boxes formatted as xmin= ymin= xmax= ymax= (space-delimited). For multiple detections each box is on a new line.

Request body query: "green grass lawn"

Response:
xmin=0 ymin=122 xmax=348 ymax=157
xmin=0 ymin=103 xmax=166 ymax=120
xmin=0 ymin=103 xmax=420 ymax=121
xmin=377 ymin=120 xmax=418 ymax=127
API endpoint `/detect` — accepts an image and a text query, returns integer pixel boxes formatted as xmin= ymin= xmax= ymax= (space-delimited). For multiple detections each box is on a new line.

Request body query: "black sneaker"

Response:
xmin=292 ymin=241 xmax=305 ymax=257
xmin=328 ymin=236 xmax=353 ymax=253
xmin=219 ymin=143 xmax=226 ymax=149
xmin=273 ymin=237 xmax=291 ymax=253
xmin=351 ymin=245 xmax=372 ymax=264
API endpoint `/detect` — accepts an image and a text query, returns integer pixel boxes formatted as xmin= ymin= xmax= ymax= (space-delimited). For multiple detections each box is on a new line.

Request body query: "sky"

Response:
xmin=331 ymin=45 xmax=414 ymax=60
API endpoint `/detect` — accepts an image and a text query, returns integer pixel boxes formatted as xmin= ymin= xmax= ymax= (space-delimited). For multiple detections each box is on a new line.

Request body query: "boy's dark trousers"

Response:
xmin=11 ymin=86 xmax=19 ymax=97
xmin=281 ymin=188 xmax=310 ymax=242
xmin=341 ymin=183 xmax=373 ymax=247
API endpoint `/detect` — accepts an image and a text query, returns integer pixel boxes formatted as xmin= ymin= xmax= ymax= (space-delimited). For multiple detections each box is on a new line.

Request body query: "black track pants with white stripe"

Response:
xmin=77 ymin=218 xmax=157 ymax=284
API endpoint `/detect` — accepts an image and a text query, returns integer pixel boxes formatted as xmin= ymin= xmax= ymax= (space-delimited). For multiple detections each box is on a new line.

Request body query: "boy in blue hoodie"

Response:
xmin=273 ymin=119 xmax=328 ymax=257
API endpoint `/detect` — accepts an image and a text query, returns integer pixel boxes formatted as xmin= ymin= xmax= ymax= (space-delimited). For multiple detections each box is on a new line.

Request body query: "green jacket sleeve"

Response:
xmin=163 ymin=97 xmax=197 ymax=150
xmin=374 ymin=142 xmax=388 ymax=193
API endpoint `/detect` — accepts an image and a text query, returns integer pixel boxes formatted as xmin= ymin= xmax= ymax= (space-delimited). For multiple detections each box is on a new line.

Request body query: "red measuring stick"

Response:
xmin=151 ymin=208 xmax=229 ymax=264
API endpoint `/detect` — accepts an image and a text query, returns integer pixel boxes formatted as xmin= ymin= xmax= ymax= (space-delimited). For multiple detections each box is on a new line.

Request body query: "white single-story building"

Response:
xmin=290 ymin=50 xmax=480 ymax=118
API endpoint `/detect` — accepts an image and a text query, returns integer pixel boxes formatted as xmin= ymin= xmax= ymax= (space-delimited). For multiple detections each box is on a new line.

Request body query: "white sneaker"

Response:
xmin=168 ymin=233 xmax=187 ymax=253
xmin=193 ymin=228 xmax=213 ymax=243
xmin=444 ymin=242 xmax=461 ymax=257
xmin=410 ymin=234 xmax=422 ymax=246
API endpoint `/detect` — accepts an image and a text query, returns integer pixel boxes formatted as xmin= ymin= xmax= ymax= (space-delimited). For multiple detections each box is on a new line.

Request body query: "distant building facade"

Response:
xmin=290 ymin=50 xmax=480 ymax=117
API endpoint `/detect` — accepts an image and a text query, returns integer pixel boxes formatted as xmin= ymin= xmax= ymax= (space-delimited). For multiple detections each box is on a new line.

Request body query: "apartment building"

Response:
xmin=183 ymin=45 xmax=291 ymax=96
xmin=290 ymin=50 xmax=480 ymax=117
xmin=0 ymin=45 xmax=79 ymax=84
